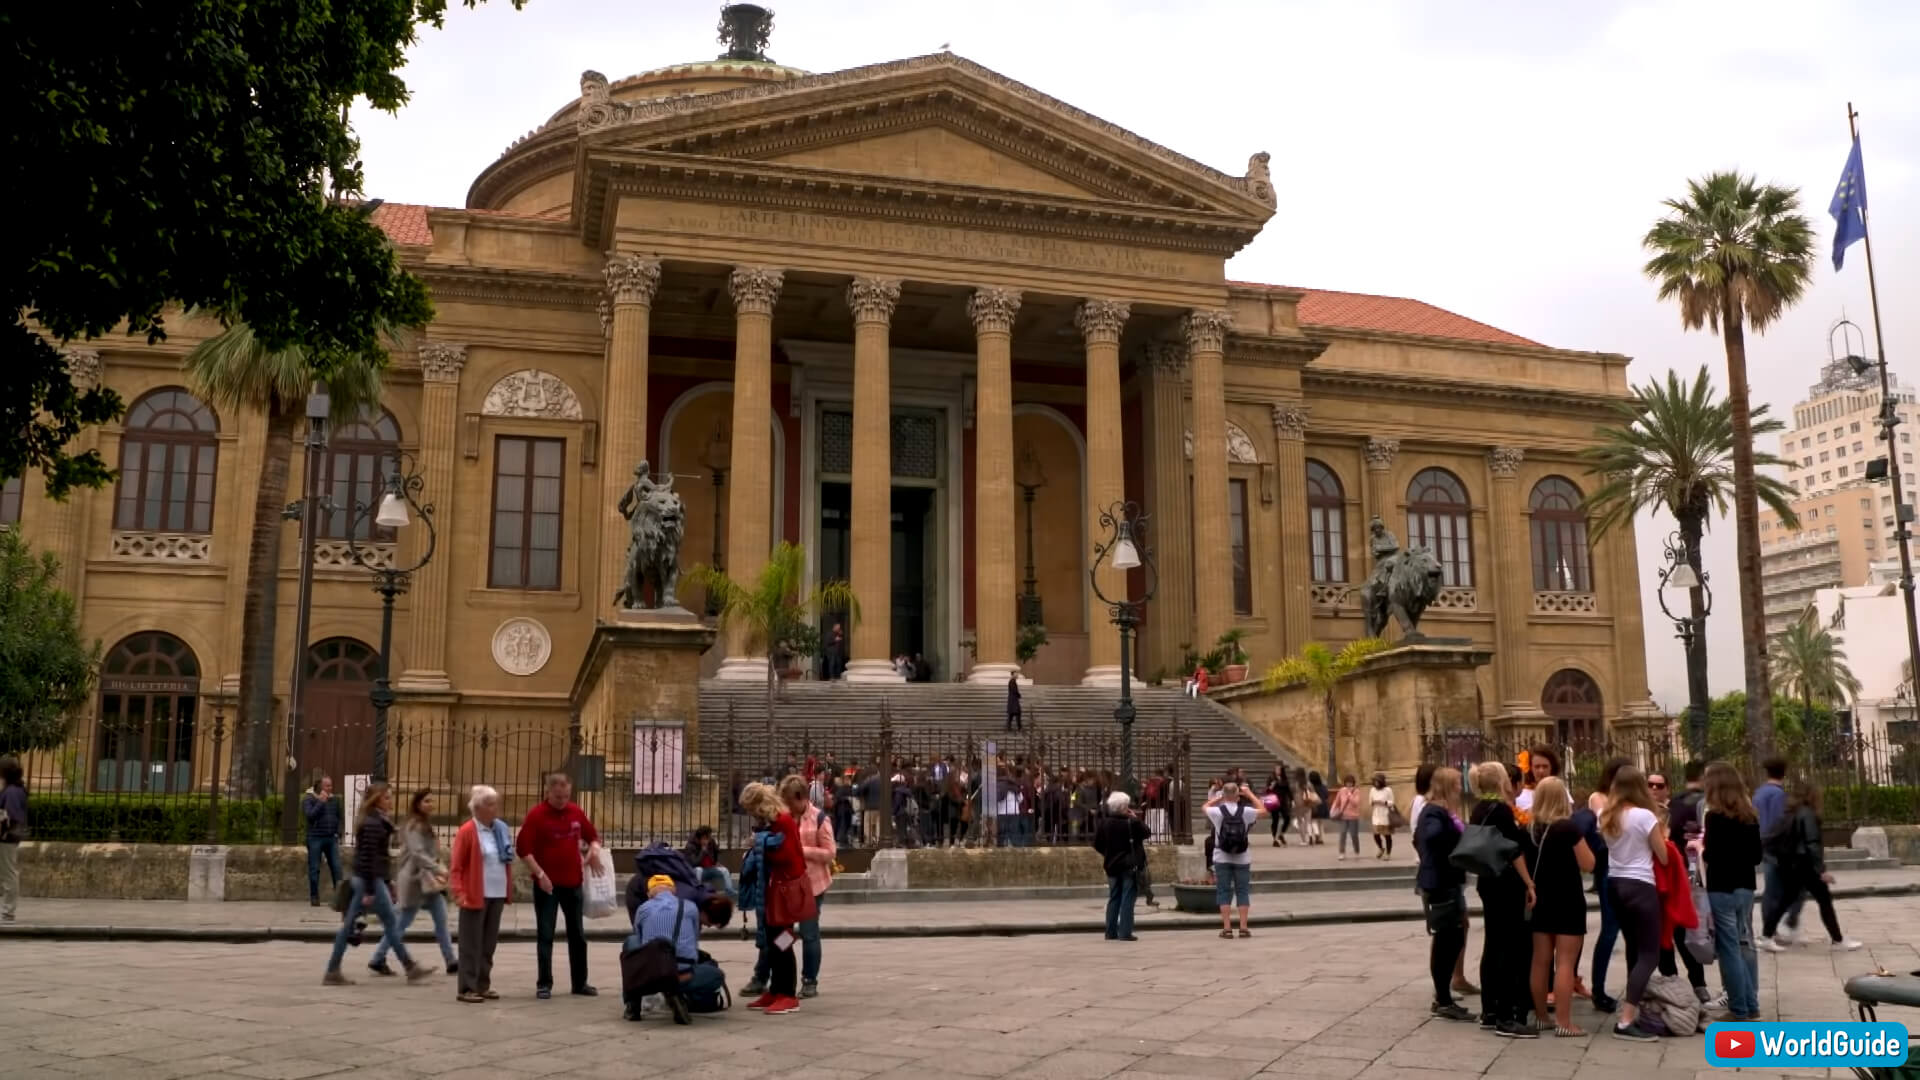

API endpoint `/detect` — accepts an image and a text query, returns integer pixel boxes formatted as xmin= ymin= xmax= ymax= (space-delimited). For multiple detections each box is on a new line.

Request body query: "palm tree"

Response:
xmin=186 ymin=323 xmax=385 ymax=797
xmin=1581 ymin=366 xmax=1799 ymax=754
xmin=1263 ymin=638 xmax=1388 ymax=778
xmin=1643 ymin=172 xmax=1814 ymax=754
xmin=689 ymin=541 xmax=857 ymax=751
xmin=1771 ymin=618 xmax=1862 ymax=739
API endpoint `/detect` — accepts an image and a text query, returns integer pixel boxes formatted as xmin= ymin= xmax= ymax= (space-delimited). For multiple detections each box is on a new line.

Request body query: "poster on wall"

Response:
xmin=633 ymin=723 xmax=685 ymax=795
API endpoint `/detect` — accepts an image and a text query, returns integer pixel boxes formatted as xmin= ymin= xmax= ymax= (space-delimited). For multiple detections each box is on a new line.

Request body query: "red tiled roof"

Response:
xmin=370 ymin=202 xmax=433 ymax=247
xmin=1235 ymin=282 xmax=1541 ymax=348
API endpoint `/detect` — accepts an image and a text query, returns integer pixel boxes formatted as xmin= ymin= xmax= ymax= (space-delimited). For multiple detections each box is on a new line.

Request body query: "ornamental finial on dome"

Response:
xmin=718 ymin=4 xmax=774 ymax=62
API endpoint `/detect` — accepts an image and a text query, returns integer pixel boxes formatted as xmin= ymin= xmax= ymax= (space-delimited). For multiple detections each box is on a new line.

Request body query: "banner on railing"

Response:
xmin=632 ymin=721 xmax=684 ymax=795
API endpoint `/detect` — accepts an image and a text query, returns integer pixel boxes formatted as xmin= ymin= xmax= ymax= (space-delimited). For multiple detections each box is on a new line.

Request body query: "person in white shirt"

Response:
xmin=1599 ymin=766 xmax=1669 ymax=1042
xmin=1368 ymin=773 xmax=1397 ymax=859
xmin=1203 ymin=783 xmax=1264 ymax=938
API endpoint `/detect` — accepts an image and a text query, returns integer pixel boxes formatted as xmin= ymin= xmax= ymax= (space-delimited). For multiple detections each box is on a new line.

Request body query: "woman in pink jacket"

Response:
xmin=780 ymin=774 xmax=835 ymax=999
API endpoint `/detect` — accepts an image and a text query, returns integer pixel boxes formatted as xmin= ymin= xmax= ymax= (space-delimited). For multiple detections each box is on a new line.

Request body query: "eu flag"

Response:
xmin=1830 ymin=136 xmax=1868 ymax=270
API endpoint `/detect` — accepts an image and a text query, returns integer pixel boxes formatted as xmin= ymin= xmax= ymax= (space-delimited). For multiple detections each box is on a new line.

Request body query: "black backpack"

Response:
xmin=1217 ymin=804 xmax=1250 ymax=855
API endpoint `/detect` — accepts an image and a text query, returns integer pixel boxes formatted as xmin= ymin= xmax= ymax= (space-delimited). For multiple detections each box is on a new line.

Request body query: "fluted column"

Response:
xmin=845 ymin=277 xmax=903 ymax=683
xmin=1363 ymin=437 xmax=1400 ymax=530
xmin=1141 ymin=342 xmax=1192 ymax=675
xmin=966 ymin=286 xmax=1022 ymax=681
xmin=1488 ymin=447 xmax=1545 ymax=732
xmin=1074 ymin=300 xmax=1132 ymax=685
xmin=1609 ymin=518 xmax=1665 ymax=725
xmin=397 ymin=342 xmax=465 ymax=691
xmin=42 ymin=349 xmax=102 ymax=599
xmin=600 ymin=253 xmax=662 ymax=619
xmin=1272 ymin=404 xmax=1312 ymax=653
xmin=1185 ymin=310 xmax=1234 ymax=650
xmin=716 ymin=267 xmax=783 ymax=680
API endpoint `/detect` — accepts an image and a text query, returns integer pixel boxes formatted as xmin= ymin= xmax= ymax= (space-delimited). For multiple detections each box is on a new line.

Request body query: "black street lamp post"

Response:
xmin=1655 ymin=529 xmax=1712 ymax=756
xmin=1090 ymin=501 xmax=1156 ymax=796
xmin=345 ymin=450 xmax=436 ymax=782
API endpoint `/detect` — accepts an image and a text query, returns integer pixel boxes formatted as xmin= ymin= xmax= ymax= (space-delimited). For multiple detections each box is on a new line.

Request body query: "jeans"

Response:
xmin=1214 ymin=862 xmax=1251 ymax=908
xmin=1105 ymin=873 xmax=1138 ymax=938
xmin=305 ymin=837 xmax=341 ymax=902
xmin=327 ymin=875 xmax=412 ymax=974
xmin=1761 ymin=855 xmax=1806 ymax=933
xmin=372 ymin=892 xmax=455 ymax=968
xmin=532 ymin=883 xmax=589 ymax=992
xmin=1338 ymin=818 xmax=1362 ymax=854
xmin=1708 ymin=889 xmax=1759 ymax=1017
xmin=799 ymin=892 xmax=824 ymax=984
xmin=1590 ymin=868 xmax=1620 ymax=1000
xmin=699 ymin=866 xmax=736 ymax=901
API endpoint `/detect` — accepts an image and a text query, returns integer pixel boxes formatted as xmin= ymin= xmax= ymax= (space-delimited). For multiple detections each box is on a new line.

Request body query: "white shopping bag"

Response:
xmin=582 ymin=848 xmax=618 ymax=919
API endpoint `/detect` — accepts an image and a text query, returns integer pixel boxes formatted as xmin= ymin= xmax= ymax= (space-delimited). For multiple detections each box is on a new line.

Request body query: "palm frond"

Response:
xmin=184 ymin=321 xmax=389 ymax=422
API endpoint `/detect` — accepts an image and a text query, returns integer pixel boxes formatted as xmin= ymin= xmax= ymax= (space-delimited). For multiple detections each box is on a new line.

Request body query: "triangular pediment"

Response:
xmin=578 ymin=52 xmax=1275 ymax=220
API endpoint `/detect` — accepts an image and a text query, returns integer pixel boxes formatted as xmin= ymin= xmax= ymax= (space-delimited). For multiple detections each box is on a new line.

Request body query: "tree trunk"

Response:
xmin=1719 ymin=296 xmax=1776 ymax=757
xmin=1324 ymin=690 xmax=1338 ymax=778
xmin=230 ymin=402 xmax=297 ymax=798
xmin=1680 ymin=512 xmax=1711 ymax=755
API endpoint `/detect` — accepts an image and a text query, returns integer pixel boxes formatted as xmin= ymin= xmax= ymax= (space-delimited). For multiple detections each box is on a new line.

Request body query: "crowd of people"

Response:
xmin=1413 ymin=747 xmax=1859 ymax=1042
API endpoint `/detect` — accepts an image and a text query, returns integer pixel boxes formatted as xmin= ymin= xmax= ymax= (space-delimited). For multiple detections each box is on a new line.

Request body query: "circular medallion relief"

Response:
xmin=491 ymin=617 xmax=552 ymax=677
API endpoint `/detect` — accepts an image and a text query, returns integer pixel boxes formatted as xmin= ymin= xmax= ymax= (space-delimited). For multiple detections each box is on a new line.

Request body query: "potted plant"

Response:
xmin=1172 ymin=877 xmax=1217 ymax=913
xmin=1016 ymin=622 xmax=1049 ymax=666
xmin=1215 ymin=628 xmax=1250 ymax=684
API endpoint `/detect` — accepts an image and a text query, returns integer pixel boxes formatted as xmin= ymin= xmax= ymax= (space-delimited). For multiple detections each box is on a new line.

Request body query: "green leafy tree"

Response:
xmin=186 ymin=324 xmax=387 ymax=796
xmin=690 ymin=542 xmax=858 ymax=747
xmin=0 ymin=531 xmax=99 ymax=754
xmin=1581 ymin=366 xmax=1798 ymax=751
xmin=1770 ymin=619 xmax=1860 ymax=754
xmin=5 ymin=0 xmax=526 ymax=493
xmin=1263 ymin=638 xmax=1389 ymax=777
xmin=1643 ymin=173 xmax=1815 ymax=754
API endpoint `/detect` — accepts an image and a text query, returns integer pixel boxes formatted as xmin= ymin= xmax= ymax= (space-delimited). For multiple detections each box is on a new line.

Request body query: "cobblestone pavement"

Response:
xmin=7 ymin=895 xmax=1916 ymax=1079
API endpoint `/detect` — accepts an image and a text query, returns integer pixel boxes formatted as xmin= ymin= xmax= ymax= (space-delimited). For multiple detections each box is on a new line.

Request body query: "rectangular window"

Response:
xmin=489 ymin=435 xmax=565 ymax=589
xmin=0 ymin=476 xmax=20 ymax=526
xmin=1818 ymin=432 xmax=1828 ymax=443
xmin=1228 ymin=479 xmax=1252 ymax=615
xmin=1836 ymin=445 xmax=1847 ymax=457
xmin=1852 ymin=422 xmax=1862 ymax=433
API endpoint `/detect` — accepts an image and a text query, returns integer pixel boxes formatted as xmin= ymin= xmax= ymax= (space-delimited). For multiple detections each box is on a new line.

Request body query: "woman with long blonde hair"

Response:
xmin=1600 ymin=765 xmax=1668 ymax=1041
xmin=1413 ymin=766 xmax=1474 ymax=1022
xmin=1468 ymin=761 xmax=1537 ymax=1036
xmin=1525 ymin=777 xmax=1593 ymax=1036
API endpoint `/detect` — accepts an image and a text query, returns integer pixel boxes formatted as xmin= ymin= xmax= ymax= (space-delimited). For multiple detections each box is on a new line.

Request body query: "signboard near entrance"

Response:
xmin=633 ymin=722 xmax=685 ymax=795
xmin=343 ymin=774 xmax=371 ymax=840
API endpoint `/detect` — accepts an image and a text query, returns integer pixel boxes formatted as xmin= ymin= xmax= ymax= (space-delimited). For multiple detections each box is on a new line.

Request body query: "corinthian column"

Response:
xmin=1272 ymin=404 xmax=1312 ymax=653
xmin=1363 ymin=437 xmax=1399 ymax=528
xmin=845 ymin=277 xmax=902 ymax=683
xmin=398 ymin=342 xmax=466 ymax=691
xmin=600 ymin=253 xmax=662 ymax=620
xmin=43 ymin=349 xmax=102 ymax=599
xmin=1141 ymin=342 xmax=1192 ymax=675
xmin=966 ymin=286 xmax=1021 ymax=682
xmin=716 ymin=267 xmax=783 ymax=680
xmin=1076 ymin=299 xmax=1130 ymax=686
xmin=1488 ymin=446 xmax=1546 ymax=734
xmin=1185 ymin=310 xmax=1233 ymax=649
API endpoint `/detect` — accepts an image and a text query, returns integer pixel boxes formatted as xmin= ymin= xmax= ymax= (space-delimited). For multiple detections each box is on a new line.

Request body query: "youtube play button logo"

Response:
xmin=1715 ymin=1029 xmax=1754 ymax=1058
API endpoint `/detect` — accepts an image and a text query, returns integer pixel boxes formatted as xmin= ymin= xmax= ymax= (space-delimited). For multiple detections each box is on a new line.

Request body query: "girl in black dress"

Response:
xmin=1526 ymin=777 xmax=1595 ymax=1036
xmin=1468 ymin=761 xmax=1538 ymax=1037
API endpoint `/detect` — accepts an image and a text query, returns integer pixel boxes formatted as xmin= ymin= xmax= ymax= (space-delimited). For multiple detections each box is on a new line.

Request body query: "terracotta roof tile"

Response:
xmin=369 ymin=202 xmax=433 ymax=247
xmin=1235 ymin=282 xmax=1541 ymax=348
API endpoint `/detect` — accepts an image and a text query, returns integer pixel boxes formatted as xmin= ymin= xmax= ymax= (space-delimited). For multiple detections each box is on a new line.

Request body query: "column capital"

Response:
xmin=1364 ymin=436 xmax=1400 ymax=471
xmin=419 ymin=342 xmax=468 ymax=383
xmin=729 ymin=266 xmax=785 ymax=315
xmin=1073 ymin=299 xmax=1131 ymax=345
xmin=847 ymin=276 xmax=902 ymax=324
xmin=1271 ymin=403 xmax=1308 ymax=441
xmin=604 ymin=252 xmax=662 ymax=306
xmin=1145 ymin=340 xmax=1187 ymax=376
xmin=63 ymin=348 xmax=103 ymax=392
xmin=967 ymin=287 xmax=1022 ymax=335
xmin=1182 ymin=309 xmax=1232 ymax=353
xmin=1487 ymin=446 xmax=1525 ymax=479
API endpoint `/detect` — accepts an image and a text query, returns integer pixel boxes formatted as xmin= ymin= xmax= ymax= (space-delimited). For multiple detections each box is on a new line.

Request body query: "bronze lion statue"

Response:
xmin=1359 ymin=544 xmax=1443 ymax=639
xmin=615 ymin=465 xmax=686 ymax=610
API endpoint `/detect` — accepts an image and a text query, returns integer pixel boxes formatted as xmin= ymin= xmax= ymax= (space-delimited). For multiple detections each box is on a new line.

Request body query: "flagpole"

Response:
xmin=1847 ymin=102 xmax=1920 ymax=740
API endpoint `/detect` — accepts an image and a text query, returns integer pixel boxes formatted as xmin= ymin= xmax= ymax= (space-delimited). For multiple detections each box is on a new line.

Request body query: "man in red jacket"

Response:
xmin=517 ymin=771 xmax=605 ymax=999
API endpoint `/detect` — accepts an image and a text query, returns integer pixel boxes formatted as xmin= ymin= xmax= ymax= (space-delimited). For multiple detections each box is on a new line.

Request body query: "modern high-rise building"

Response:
xmin=1761 ymin=358 xmax=1919 ymax=636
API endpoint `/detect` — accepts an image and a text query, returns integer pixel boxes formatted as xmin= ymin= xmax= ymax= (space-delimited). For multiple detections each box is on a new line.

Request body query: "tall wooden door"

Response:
xmin=303 ymin=638 xmax=377 ymax=784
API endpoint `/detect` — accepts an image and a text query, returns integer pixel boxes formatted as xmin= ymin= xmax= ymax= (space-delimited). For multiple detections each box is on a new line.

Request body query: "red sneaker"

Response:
xmin=746 ymin=992 xmax=778 ymax=1010
xmin=763 ymin=995 xmax=801 ymax=1015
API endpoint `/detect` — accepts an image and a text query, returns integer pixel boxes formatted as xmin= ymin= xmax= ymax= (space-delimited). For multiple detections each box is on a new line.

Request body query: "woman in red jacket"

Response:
xmin=742 ymin=782 xmax=807 ymax=1015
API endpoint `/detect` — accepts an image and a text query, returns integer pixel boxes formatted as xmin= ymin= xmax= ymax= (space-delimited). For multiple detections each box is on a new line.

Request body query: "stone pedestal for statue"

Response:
xmin=570 ymin=609 xmax=721 ymax=843
xmin=1492 ymin=708 xmax=1553 ymax=749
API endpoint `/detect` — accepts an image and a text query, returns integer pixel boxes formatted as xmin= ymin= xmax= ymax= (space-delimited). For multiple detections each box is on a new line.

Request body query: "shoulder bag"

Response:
xmin=1450 ymin=814 xmax=1520 ymax=878
xmin=766 ymin=872 xmax=818 ymax=927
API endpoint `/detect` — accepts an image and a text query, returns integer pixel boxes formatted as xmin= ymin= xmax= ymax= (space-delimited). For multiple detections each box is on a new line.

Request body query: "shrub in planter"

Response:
xmin=1172 ymin=878 xmax=1217 ymax=913
xmin=29 ymin=793 xmax=285 ymax=845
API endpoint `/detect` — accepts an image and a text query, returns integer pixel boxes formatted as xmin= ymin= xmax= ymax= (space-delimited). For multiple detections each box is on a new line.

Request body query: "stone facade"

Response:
xmin=7 ymin=39 xmax=1656 ymax=797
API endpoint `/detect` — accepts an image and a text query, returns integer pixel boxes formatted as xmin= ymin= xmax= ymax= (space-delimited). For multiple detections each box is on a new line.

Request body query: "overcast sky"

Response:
xmin=352 ymin=0 xmax=1920 ymax=712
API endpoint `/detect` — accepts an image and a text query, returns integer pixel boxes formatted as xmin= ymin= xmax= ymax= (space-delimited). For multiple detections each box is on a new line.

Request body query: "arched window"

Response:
xmin=319 ymin=411 xmax=401 ymax=540
xmin=1529 ymin=476 xmax=1592 ymax=592
xmin=114 ymin=389 xmax=219 ymax=533
xmin=1306 ymin=460 xmax=1346 ymax=583
xmin=1541 ymin=668 xmax=1603 ymax=748
xmin=1406 ymin=467 xmax=1473 ymax=587
xmin=95 ymin=632 xmax=201 ymax=792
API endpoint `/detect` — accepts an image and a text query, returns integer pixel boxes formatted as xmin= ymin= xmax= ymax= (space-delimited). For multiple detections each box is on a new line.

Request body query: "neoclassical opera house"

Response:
xmin=14 ymin=8 xmax=1657 ymax=791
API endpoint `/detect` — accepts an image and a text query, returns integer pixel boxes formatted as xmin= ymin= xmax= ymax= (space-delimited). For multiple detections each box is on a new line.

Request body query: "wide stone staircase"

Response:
xmin=696 ymin=679 xmax=1304 ymax=822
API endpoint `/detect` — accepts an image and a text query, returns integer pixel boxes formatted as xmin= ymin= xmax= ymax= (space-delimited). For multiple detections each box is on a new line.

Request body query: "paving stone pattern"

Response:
xmin=6 ymin=895 xmax=1916 ymax=1079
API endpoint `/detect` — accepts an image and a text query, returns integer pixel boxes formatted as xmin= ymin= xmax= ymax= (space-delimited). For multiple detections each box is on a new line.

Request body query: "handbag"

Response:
xmin=1422 ymin=889 xmax=1463 ymax=933
xmin=1450 ymin=821 xmax=1520 ymax=878
xmin=766 ymin=874 xmax=818 ymax=927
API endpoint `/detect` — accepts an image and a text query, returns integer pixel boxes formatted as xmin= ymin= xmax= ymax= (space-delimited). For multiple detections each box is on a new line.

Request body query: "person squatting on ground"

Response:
xmin=623 ymin=874 xmax=732 ymax=1024
xmin=368 ymin=788 xmax=459 ymax=977
xmin=323 ymin=782 xmax=435 ymax=986
xmin=516 ymin=771 xmax=607 ymax=1000
xmin=1093 ymin=790 xmax=1152 ymax=941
